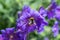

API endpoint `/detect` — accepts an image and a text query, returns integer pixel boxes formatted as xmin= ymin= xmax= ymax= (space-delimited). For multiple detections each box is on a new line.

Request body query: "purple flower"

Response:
xmin=16 ymin=5 xmax=48 ymax=34
xmin=1 ymin=27 xmax=25 ymax=40
xmin=52 ymin=21 xmax=59 ymax=37
xmin=55 ymin=6 xmax=60 ymax=20
xmin=47 ymin=0 xmax=57 ymax=19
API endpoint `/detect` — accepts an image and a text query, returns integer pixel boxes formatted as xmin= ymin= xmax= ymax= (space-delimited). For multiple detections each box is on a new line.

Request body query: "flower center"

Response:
xmin=29 ymin=17 xmax=35 ymax=25
xmin=9 ymin=35 xmax=13 ymax=40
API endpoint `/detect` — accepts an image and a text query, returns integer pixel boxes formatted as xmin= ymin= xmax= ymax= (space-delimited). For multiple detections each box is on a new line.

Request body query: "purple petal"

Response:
xmin=22 ymin=5 xmax=31 ymax=13
xmin=6 ymin=27 xmax=15 ymax=34
xmin=39 ymin=7 xmax=47 ymax=17
xmin=55 ymin=6 xmax=60 ymax=20
xmin=17 ymin=11 xmax=22 ymax=18
xmin=47 ymin=0 xmax=57 ymax=19
xmin=0 ymin=34 xmax=4 ymax=40
xmin=52 ymin=21 xmax=59 ymax=37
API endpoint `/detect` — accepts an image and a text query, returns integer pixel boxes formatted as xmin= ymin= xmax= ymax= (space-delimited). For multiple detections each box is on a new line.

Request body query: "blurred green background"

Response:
xmin=0 ymin=0 xmax=60 ymax=40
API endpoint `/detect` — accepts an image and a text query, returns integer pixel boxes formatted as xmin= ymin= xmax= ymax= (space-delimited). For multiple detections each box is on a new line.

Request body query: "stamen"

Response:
xmin=29 ymin=17 xmax=34 ymax=25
